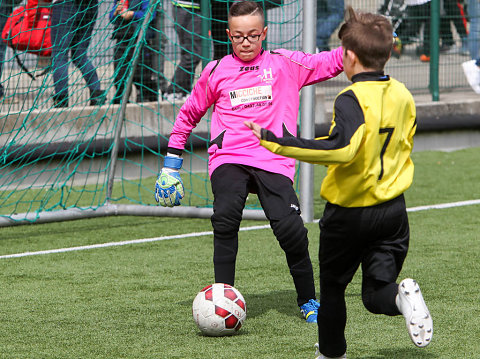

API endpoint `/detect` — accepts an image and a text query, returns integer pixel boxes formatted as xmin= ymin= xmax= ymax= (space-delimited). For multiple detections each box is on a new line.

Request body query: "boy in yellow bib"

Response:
xmin=246 ymin=7 xmax=433 ymax=358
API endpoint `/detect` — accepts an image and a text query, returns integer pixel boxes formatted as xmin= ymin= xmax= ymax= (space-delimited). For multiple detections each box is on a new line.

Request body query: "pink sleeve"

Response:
xmin=277 ymin=47 xmax=344 ymax=89
xmin=167 ymin=61 xmax=219 ymax=151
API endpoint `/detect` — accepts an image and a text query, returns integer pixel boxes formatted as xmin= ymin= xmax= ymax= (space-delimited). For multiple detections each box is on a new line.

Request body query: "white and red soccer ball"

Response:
xmin=192 ymin=283 xmax=247 ymax=336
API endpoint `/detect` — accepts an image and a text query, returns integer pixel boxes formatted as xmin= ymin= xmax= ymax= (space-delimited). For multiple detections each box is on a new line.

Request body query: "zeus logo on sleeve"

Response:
xmin=229 ymin=85 xmax=273 ymax=108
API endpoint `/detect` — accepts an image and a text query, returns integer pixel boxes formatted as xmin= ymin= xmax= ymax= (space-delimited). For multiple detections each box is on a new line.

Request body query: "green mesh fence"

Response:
xmin=0 ymin=0 xmax=476 ymax=226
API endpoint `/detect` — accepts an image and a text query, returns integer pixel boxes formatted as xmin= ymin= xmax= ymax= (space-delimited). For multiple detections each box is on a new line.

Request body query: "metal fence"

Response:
xmin=0 ymin=0 xmax=476 ymax=114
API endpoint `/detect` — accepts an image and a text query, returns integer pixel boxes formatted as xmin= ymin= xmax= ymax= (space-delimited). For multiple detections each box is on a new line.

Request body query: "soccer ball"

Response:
xmin=192 ymin=283 xmax=247 ymax=336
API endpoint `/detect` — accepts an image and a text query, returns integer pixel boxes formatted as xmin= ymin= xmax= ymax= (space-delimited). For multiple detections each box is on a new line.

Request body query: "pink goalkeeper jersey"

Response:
xmin=168 ymin=47 xmax=344 ymax=181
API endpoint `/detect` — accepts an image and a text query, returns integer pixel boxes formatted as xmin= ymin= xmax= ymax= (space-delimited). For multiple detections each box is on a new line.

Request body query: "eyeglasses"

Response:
xmin=230 ymin=34 xmax=262 ymax=44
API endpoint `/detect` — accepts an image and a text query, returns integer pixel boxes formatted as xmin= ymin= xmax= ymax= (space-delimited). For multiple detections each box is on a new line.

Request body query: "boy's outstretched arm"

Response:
xmin=244 ymin=93 xmax=365 ymax=165
xmin=283 ymin=47 xmax=344 ymax=88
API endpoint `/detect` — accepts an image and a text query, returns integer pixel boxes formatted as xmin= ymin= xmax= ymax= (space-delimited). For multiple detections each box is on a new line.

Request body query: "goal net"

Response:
xmin=0 ymin=0 xmax=312 ymax=226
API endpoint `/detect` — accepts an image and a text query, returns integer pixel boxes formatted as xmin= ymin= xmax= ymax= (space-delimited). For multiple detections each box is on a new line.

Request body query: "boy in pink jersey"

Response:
xmin=155 ymin=0 xmax=343 ymax=322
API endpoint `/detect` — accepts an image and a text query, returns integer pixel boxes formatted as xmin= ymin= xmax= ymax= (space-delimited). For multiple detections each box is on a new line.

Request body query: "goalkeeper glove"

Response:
xmin=155 ymin=156 xmax=184 ymax=207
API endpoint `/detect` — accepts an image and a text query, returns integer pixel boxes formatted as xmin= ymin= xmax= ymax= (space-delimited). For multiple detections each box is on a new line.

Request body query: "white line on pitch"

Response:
xmin=0 ymin=225 xmax=270 ymax=260
xmin=406 ymin=199 xmax=480 ymax=212
xmin=1 ymin=199 xmax=479 ymax=260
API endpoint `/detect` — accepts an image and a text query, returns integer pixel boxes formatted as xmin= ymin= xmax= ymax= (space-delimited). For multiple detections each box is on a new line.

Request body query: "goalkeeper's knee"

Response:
xmin=271 ymin=214 xmax=309 ymax=255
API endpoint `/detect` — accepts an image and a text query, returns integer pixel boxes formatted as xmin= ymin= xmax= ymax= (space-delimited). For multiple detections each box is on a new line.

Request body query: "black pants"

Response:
xmin=50 ymin=0 xmax=100 ymax=99
xmin=405 ymin=2 xmax=431 ymax=55
xmin=440 ymin=0 xmax=468 ymax=46
xmin=317 ymin=195 xmax=409 ymax=357
xmin=210 ymin=164 xmax=315 ymax=306
xmin=165 ymin=6 xmax=202 ymax=95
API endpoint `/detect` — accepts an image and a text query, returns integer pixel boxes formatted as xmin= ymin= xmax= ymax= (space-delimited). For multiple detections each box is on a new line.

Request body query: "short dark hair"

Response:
xmin=228 ymin=1 xmax=265 ymax=25
xmin=338 ymin=6 xmax=393 ymax=71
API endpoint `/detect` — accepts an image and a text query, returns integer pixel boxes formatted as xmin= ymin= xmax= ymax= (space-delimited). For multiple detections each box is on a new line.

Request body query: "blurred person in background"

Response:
xmin=404 ymin=0 xmax=431 ymax=62
xmin=378 ymin=0 xmax=410 ymax=58
xmin=210 ymin=0 xmax=231 ymax=59
xmin=153 ymin=3 xmax=168 ymax=95
xmin=462 ymin=0 xmax=480 ymax=93
xmin=50 ymin=0 xmax=104 ymax=107
xmin=440 ymin=0 xmax=468 ymax=54
xmin=316 ymin=0 xmax=344 ymax=52
xmin=110 ymin=0 xmax=158 ymax=103
xmin=0 ymin=0 xmax=22 ymax=100
xmin=162 ymin=0 xmax=202 ymax=102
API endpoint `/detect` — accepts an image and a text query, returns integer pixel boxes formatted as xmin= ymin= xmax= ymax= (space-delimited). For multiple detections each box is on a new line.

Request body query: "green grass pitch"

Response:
xmin=1 ymin=147 xmax=479 ymax=358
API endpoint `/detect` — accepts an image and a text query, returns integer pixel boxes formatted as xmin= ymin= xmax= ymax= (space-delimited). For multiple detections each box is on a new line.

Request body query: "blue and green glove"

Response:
xmin=154 ymin=156 xmax=184 ymax=207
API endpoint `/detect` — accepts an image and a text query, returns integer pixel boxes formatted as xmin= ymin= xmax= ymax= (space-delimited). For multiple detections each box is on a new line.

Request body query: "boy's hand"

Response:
xmin=120 ymin=10 xmax=134 ymax=20
xmin=244 ymin=121 xmax=262 ymax=139
xmin=114 ymin=0 xmax=125 ymax=16
xmin=114 ymin=0 xmax=134 ymax=20
xmin=155 ymin=168 xmax=184 ymax=207
xmin=154 ymin=156 xmax=184 ymax=207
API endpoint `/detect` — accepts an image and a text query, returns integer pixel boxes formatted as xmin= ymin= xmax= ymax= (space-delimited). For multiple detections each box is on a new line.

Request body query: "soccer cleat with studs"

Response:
xmin=396 ymin=278 xmax=433 ymax=348
xmin=300 ymin=299 xmax=320 ymax=323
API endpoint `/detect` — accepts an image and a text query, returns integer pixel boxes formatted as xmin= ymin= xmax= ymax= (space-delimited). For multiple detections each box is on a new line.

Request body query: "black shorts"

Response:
xmin=319 ymin=194 xmax=409 ymax=286
xmin=210 ymin=163 xmax=301 ymax=221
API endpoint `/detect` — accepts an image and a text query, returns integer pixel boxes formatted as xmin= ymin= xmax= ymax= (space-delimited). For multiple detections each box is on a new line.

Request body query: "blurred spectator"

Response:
xmin=0 ymin=0 xmax=22 ymax=100
xmin=378 ymin=0 xmax=409 ymax=58
xmin=316 ymin=0 xmax=344 ymax=52
xmin=466 ymin=0 xmax=480 ymax=59
xmin=50 ymin=0 xmax=104 ymax=107
xmin=110 ymin=0 xmax=158 ymax=104
xmin=440 ymin=0 xmax=468 ymax=54
xmin=152 ymin=4 xmax=168 ymax=95
xmin=378 ymin=0 xmax=409 ymax=38
xmin=462 ymin=0 xmax=480 ymax=93
xmin=162 ymin=0 xmax=202 ymax=101
xmin=210 ymin=0 xmax=230 ymax=59
xmin=404 ymin=0 xmax=431 ymax=62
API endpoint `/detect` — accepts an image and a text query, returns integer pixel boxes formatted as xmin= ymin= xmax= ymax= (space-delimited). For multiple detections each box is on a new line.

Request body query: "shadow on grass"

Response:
xmin=244 ymin=289 xmax=300 ymax=319
xmin=181 ymin=289 xmax=367 ymax=320
xmin=358 ymin=347 xmax=437 ymax=359
xmin=179 ymin=289 xmax=301 ymax=320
